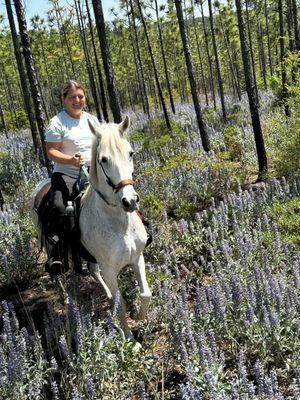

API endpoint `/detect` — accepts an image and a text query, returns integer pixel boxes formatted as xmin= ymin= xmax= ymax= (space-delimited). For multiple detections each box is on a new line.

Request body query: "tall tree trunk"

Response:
xmin=264 ymin=0 xmax=273 ymax=76
xmin=208 ymin=0 xmax=227 ymax=120
xmin=0 ymin=188 xmax=5 ymax=210
xmin=174 ymin=0 xmax=210 ymax=152
xmin=278 ymin=0 xmax=290 ymax=116
xmin=286 ymin=0 xmax=294 ymax=51
xmin=154 ymin=0 xmax=176 ymax=114
xmin=136 ymin=0 xmax=171 ymax=129
xmin=125 ymin=0 xmax=145 ymax=112
xmin=191 ymin=1 xmax=209 ymax=106
xmin=292 ymin=0 xmax=299 ymax=50
xmin=235 ymin=0 xmax=268 ymax=179
xmin=14 ymin=0 xmax=51 ymax=174
xmin=92 ymin=0 xmax=122 ymax=123
xmin=257 ymin=23 xmax=267 ymax=89
xmin=148 ymin=71 xmax=159 ymax=110
xmin=75 ymin=0 xmax=102 ymax=121
xmin=0 ymin=102 xmax=8 ymax=138
xmin=127 ymin=0 xmax=150 ymax=118
xmin=218 ymin=8 xmax=242 ymax=100
xmin=52 ymin=0 xmax=77 ymax=79
xmin=86 ymin=0 xmax=109 ymax=122
xmin=245 ymin=0 xmax=259 ymax=103
xmin=198 ymin=1 xmax=216 ymax=109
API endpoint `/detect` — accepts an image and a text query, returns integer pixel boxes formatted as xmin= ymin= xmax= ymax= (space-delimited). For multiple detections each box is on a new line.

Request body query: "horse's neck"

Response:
xmin=81 ymin=186 xmax=127 ymax=223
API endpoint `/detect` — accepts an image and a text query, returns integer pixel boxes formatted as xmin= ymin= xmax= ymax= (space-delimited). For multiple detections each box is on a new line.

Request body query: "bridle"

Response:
xmin=81 ymin=157 xmax=135 ymax=207
xmin=98 ymin=160 xmax=134 ymax=194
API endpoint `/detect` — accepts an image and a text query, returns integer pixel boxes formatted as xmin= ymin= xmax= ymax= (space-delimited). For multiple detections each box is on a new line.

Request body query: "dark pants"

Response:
xmin=43 ymin=173 xmax=77 ymax=270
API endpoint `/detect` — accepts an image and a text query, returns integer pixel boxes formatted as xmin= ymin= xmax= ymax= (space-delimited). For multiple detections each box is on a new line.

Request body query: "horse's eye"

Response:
xmin=129 ymin=151 xmax=135 ymax=158
xmin=101 ymin=156 xmax=108 ymax=163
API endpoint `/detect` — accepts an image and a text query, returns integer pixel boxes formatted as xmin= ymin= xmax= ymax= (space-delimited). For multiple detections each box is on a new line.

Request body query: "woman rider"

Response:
xmin=44 ymin=80 xmax=98 ymax=273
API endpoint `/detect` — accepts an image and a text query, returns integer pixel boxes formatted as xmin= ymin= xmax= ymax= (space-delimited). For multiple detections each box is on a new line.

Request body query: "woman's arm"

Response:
xmin=46 ymin=142 xmax=85 ymax=167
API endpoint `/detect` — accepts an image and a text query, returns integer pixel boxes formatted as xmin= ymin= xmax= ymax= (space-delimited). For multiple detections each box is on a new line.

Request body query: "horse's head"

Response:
xmin=88 ymin=116 xmax=139 ymax=212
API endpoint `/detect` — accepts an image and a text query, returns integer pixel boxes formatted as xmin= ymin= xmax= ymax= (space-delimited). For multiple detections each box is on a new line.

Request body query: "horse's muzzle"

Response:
xmin=122 ymin=197 xmax=138 ymax=212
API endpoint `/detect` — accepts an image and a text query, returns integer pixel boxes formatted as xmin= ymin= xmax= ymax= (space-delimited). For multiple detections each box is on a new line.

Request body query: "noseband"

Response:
xmin=98 ymin=161 xmax=134 ymax=193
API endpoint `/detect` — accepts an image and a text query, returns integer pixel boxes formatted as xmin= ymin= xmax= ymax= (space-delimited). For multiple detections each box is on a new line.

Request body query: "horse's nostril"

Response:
xmin=122 ymin=198 xmax=131 ymax=208
xmin=135 ymin=194 xmax=139 ymax=203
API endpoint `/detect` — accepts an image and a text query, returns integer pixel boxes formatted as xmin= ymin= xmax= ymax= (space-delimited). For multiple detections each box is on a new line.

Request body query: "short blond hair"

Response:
xmin=61 ymin=80 xmax=86 ymax=99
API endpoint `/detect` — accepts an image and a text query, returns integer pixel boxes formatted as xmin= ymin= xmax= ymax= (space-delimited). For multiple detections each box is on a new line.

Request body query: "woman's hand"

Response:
xmin=46 ymin=142 xmax=85 ymax=166
xmin=72 ymin=153 xmax=85 ymax=167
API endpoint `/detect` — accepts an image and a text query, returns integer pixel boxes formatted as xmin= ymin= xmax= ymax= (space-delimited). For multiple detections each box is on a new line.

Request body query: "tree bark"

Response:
xmin=92 ymin=0 xmax=122 ymax=123
xmin=292 ymin=0 xmax=299 ymax=51
xmin=75 ymin=0 xmax=102 ymax=121
xmin=245 ymin=0 xmax=259 ymax=103
xmin=235 ymin=0 xmax=268 ymax=179
xmin=0 ymin=102 xmax=8 ymax=138
xmin=85 ymin=0 xmax=109 ymax=122
xmin=14 ymin=0 xmax=51 ymax=174
xmin=191 ymin=1 xmax=209 ymax=106
xmin=128 ymin=0 xmax=150 ymax=118
xmin=264 ymin=0 xmax=273 ymax=76
xmin=278 ymin=0 xmax=290 ymax=116
xmin=154 ymin=0 xmax=176 ymax=114
xmin=174 ymin=0 xmax=210 ymax=152
xmin=208 ymin=0 xmax=227 ymax=120
xmin=198 ymin=1 xmax=216 ymax=109
xmin=136 ymin=0 xmax=171 ymax=129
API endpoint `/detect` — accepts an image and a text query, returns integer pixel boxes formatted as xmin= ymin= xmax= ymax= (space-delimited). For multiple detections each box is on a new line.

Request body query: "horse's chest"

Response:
xmin=80 ymin=210 xmax=145 ymax=266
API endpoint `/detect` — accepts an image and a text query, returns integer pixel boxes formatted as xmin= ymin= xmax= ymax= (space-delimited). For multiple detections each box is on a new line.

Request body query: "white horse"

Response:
xmin=31 ymin=116 xmax=151 ymax=342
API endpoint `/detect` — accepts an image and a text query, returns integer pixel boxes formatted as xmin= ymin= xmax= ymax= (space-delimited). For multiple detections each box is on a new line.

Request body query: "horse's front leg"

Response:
xmin=88 ymin=262 xmax=134 ymax=340
xmin=132 ymin=254 xmax=152 ymax=320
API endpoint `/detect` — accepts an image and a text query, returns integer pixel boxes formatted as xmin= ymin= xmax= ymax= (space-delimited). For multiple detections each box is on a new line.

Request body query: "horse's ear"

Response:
xmin=88 ymin=119 xmax=98 ymax=136
xmin=119 ymin=116 xmax=130 ymax=136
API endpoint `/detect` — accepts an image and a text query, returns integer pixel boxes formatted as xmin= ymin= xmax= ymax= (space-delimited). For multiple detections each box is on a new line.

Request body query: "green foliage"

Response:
xmin=223 ymin=125 xmax=243 ymax=161
xmin=265 ymin=114 xmax=300 ymax=179
xmin=140 ymin=193 xmax=164 ymax=219
xmin=3 ymin=110 xmax=29 ymax=130
xmin=132 ymin=118 xmax=187 ymax=154
xmin=0 ymin=213 xmax=40 ymax=287
xmin=266 ymin=197 xmax=300 ymax=248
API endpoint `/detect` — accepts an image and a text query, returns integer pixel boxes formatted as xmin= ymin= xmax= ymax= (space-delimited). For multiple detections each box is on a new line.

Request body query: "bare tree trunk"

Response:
xmin=292 ymin=0 xmax=299 ymax=50
xmin=257 ymin=23 xmax=267 ymax=89
xmin=286 ymin=0 xmax=294 ymax=51
xmin=235 ymin=0 xmax=268 ymax=179
xmin=174 ymin=0 xmax=210 ymax=152
xmin=198 ymin=0 xmax=216 ymax=109
xmin=0 ymin=102 xmax=8 ymax=137
xmin=208 ymin=0 xmax=226 ymax=120
xmin=136 ymin=0 xmax=171 ymax=129
xmin=0 ymin=188 xmax=5 ymax=210
xmin=218 ymin=8 xmax=241 ymax=100
xmin=52 ymin=0 xmax=77 ymax=79
xmin=128 ymin=0 xmax=150 ymax=118
xmin=14 ymin=0 xmax=51 ymax=174
xmin=278 ymin=0 xmax=290 ymax=116
xmin=86 ymin=0 xmax=109 ymax=122
xmin=154 ymin=0 xmax=176 ymax=114
xmin=92 ymin=0 xmax=122 ymax=123
xmin=75 ymin=0 xmax=102 ymax=121
xmin=264 ymin=0 xmax=273 ymax=76
xmin=245 ymin=0 xmax=259 ymax=103
xmin=191 ymin=1 xmax=209 ymax=106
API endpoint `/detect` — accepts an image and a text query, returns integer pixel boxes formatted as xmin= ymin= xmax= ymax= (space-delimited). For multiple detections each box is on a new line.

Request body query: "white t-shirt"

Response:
xmin=45 ymin=110 xmax=98 ymax=178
